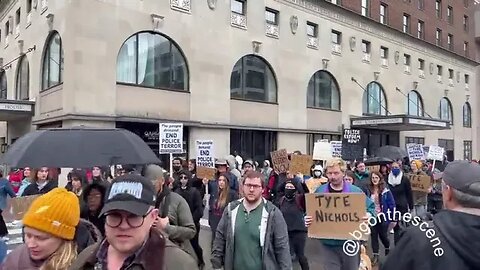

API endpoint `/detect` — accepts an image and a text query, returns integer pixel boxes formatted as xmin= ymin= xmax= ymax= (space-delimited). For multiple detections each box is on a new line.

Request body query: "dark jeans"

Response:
xmin=289 ymin=231 xmax=309 ymax=270
xmin=428 ymin=199 xmax=443 ymax=215
xmin=0 ymin=210 xmax=7 ymax=237
xmin=371 ymin=222 xmax=389 ymax=254
xmin=191 ymin=222 xmax=204 ymax=265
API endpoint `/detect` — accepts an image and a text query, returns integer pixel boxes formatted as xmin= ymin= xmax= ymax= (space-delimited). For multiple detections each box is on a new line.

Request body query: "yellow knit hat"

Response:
xmin=22 ymin=187 xmax=80 ymax=240
xmin=413 ymin=160 xmax=423 ymax=170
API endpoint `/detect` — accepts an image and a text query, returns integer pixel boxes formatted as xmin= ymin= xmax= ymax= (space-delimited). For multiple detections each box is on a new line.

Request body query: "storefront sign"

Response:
xmin=408 ymin=118 xmax=447 ymax=127
xmin=0 ymin=103 xmax=32 ymax=112
xmin=352 ymin=118 xmax=403 ymax=126
xmin=159 ymin=123 xmax=183 ymax=154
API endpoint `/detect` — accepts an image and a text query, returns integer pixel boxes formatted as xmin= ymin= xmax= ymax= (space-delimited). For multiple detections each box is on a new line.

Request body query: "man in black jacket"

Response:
xmin=382 ymin=160 xmax=480 ymax=270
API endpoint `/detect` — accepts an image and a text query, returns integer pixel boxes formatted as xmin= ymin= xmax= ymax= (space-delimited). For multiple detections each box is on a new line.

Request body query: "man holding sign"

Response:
xmin=304 ymin=158 xmax=375 ymax=270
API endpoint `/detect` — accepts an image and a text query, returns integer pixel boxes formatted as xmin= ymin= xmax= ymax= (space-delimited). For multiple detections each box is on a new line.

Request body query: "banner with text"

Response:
xmin=159 ymin=123 xmax=183 ymax=154
xmin=330 ymin=141 xmax=342 ymax=158
xmin=196 ymin=140 xmax=216 ymax=179
xmin=406 ymin=143 xmax=425 ymax=161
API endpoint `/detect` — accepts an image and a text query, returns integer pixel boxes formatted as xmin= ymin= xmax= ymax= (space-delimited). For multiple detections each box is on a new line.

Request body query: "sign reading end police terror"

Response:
xmin=306 ymin=193 xmax=366 ymax=240
xmin=159 ymin=123 xmax=183 ymax=154
xmin=196 ymin=140 xmax=215 ymax=168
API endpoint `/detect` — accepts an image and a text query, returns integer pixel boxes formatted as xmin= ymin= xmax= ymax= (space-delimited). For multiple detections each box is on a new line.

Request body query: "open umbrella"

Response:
xmin=374 ymin=145 xmax=408 ymax=161
xmin=1 ymin=127 xmax=161 ymax=168
xmin=364 ymin=157 xmax=394 ymax=166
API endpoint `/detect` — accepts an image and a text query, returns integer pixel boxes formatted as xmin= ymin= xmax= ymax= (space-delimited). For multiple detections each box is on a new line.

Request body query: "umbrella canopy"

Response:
xmin=364 ymin=157 xmax=394 ymax=166
xmin=374 ymin=145 xmax=408 ymax=161
xmin=1 ymin=127 xmax=161 ymax=168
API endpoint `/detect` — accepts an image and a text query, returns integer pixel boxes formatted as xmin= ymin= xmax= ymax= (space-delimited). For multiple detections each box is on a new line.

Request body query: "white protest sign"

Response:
xmin=159 ymin=123 xmax=183 ymax=154
xmin=330 ymin=141 xmax=342 ymax=158
xmin=427 ymin=145 xmax=444 ymax=161
xmin=196 ymin=140 xmax=215 ymax=168
xmin=406 ymin=144 xmax=425 ymax=161
xmin=313 ymin=141 xmax=333 ymax=160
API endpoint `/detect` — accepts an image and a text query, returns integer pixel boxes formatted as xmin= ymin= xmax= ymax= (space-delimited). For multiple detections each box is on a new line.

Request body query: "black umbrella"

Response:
xmin=1 ymin=127 xmax=161 ymax=168
xmin=364 ymin=157 xmax=394 ymax=166
xmin=374 ymin=145 xmax=408 ymax=161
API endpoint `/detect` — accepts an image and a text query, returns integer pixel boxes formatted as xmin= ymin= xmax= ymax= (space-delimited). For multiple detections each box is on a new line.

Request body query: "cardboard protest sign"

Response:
xmin=409 ymin=174 xmax=431 ymax=192
xmin=366 ymin=165 xmax=380 ymax=173
xmin=10 ymin=195 xmax=40 ymax=220
xmin=406 ymin=143 xmax=425 ymax=161
xmin=313 ymin=141 xmax=333 ymax=160
xmin=306 ymin=193 xmax=367 ymax=240
xmin=270 ymin=149 xmax=290 ymax=174
xmin=290 ymin=155 xmax=313 ymax=175
xmin=306 ymin=177 xmax=328 ymax=193
xmin=196 ymin=166 xmax=217 ymax=180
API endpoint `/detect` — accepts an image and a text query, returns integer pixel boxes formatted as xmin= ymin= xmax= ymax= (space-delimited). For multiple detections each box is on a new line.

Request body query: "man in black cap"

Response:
xmin=382 ymin=160 xmax=480 ymax=270
xmin=70 ymin=174 xmax=198 ymax=270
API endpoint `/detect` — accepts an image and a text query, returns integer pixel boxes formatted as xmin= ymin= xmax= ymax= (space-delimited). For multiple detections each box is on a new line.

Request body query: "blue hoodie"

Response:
xmin=314 ymin=181 xmax=376 ymax=247
xmin=0 ymin=178 xmax=16 ymax=210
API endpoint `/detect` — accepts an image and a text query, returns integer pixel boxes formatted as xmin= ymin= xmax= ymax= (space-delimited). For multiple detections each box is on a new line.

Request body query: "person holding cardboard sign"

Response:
xmin=304 ymin=158 xmax=375 ymax=270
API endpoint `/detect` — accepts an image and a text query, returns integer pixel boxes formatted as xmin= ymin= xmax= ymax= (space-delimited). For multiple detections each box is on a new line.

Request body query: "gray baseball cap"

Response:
xmin=441 ymin=160 xmax=480 ymax=193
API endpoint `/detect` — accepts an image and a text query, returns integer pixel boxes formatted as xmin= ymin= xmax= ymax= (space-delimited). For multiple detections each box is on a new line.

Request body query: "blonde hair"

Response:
xmin=40 ymin=240 xmax=77 ymax=270
xmin=325 ymin=158 xmax=347 ymax=173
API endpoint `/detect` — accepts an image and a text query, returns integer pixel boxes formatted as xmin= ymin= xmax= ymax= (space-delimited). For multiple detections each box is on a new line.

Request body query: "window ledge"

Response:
xmin=231 ymin=97 xmax=278 ymax=105
xmin=40 ymin=82 xmax=63 ymax=94
xmin=307 ymin=106 xmax=341 ymax=112
xmin=116 ymin=82 xmax=190 ymax=94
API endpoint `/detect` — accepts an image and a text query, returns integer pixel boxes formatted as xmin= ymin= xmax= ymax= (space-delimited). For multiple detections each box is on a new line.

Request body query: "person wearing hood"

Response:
xmin=173 ymin=170 xmax=205 ymax=269
xmin=305 ymin=165 xmax=328 ymax=193
xmin=80 ymin=183 xmax=107 ymax=237
xmin=381 ymin=160 xmax=480 ymax=270
xmin=387 ymin=161 xmax=414 ymax=244
xmin=226 ymin=155 xmax=241 ymax=180
xmin=242 ymin=159 xmax=256 ymax=176
xmin=278 ymin=180 xmax=309 ymax=270
xmin=261 ymin=160 xmax=273 ymax=183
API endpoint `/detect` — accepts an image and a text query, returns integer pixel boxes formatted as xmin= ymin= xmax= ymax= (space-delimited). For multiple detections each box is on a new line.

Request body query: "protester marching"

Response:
xmin=0 ymin=126 xmax=477 ymax=270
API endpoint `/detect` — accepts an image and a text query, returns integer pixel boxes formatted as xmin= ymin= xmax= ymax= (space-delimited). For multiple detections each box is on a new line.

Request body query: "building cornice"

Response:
xmin=278 ymin=0 xmax=480 ymax=68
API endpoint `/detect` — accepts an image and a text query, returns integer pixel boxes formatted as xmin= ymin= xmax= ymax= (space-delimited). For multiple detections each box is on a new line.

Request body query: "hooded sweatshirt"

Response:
xmin=381 ymin=209 xmax=480 ymax=270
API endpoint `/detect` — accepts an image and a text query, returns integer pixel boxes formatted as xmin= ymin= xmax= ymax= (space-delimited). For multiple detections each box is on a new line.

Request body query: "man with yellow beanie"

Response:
xmin=3 ymin=187 xmax=80 ymax=270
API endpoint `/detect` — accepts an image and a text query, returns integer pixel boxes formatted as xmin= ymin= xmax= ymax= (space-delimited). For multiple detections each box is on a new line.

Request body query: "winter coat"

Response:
xmin=364 ymin=187 xmax=396 ymax=224
xmin=410 ymin=171 xmax=428 ymax=206
xmin=381 ymin=210 xmax=480 ymax=270
xmin=0 ymin=178 xmax=16 ymax=210
xmin=22 ymin=180 xmax=57 ymax=196
xmin=68 ymin=230 xmax=198 ymax=270
xmin=211 ymin=198 xmax=292 ymax=270
xmin=17 ymin=178 xmax=31 ymax=196
xmin=80 ymin=183 xmax=107 ymax=237
xmin=174 ymin=184 xmax=203 ymax=223
xmin=386 ymin=174 xmax=414 ymax=213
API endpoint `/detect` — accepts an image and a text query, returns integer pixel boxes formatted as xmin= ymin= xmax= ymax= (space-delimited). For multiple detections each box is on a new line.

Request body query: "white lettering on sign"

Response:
xmin=108 ymin=182 xmax=143 ymax=200
xmin=196 ymin=140 xmax=215 ymax=168
xmin=408 ymin=118 xmax=447 ymax=127
xmin=159 ymin=123 xmax=184 ymax=154
xmin=352 ymin=118 xmax=403 ymax=126
xmin=0 ymin=103 xmax=32 ymax=112
xmin=343 ymin=129 xmax=361 ymax=144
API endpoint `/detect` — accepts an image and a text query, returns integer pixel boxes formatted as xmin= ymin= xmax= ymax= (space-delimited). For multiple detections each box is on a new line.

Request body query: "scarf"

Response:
xmin=388 ymin=171 xmax=403 ymax=187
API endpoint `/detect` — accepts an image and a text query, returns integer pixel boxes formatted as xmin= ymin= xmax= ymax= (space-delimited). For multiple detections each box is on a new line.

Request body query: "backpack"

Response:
xmin=279 ymin=195 xmax=305 ymax=212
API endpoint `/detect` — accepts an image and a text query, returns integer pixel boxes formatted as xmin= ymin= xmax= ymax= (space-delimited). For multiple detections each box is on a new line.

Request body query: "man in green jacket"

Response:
xmin=69 ymin=174 xmax=198 ymax=270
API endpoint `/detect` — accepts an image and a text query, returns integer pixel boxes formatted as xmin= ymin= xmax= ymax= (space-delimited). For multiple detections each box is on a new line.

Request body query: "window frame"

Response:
xmin=418 ymin=58 xmax=425 ymax=70
xmin=403 ymin=14 xmax=410 ymax=33
xmin=447 ymin=6 xmax=453 ymax=24
xmin=380 ymin=3 xmax=388 ymax=24
xmin=463 ymin=140 xmax=472 ymax=161
xmin=306 ymin=22 xmax=318 ymax=37
xmin=417 ymin=20 xmax=425 ymax=39
xmin=265 ymin=8 xmax=279 ymax=25
xmin=463 ymin=15 xmax=468 ymax=31
xmin=231 ymin=0 xmax=246 ymax=15
xmin=363 ymin=82 xmax=387 ymax=116
xmin=406 ymin=90 xmax=424 ymax=117
xmin=435 ymin=0 xmax=442 ymax=19
xmin=15 ymin=55 xmax=29 ymax=100
xmin=0 ymin=71 xmax=7 ymax=99
xmin=439 ymin=97 xmax=453 ymax=125
xmin=307 ymin=70 xmax=341 ymax=110
xmin=41 ymin=31 xmax=64 ymax=91
xmin=418 ymin=0 xmax=425 ymax=10
xmin=463 ymin=102 xmax=472 ymax=128
xmin=380 ymin=46 xmax=388 ymax=59
xmin=447 ymin=34 xmax=453 ymax=50
xmin=436 ymin=28 xmax=442 ymax=46
xmin=361 ymin=0 xmax=370 ymax=17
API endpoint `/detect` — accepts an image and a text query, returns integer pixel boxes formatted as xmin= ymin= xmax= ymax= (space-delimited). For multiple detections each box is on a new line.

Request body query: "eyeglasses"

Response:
xmin=244 ymin=183 xmax=262 ymax=189
xmin=105 ymin=209 xmax=153 ymax=228
xmin=180 ymin=176 xmax=188 ymax=180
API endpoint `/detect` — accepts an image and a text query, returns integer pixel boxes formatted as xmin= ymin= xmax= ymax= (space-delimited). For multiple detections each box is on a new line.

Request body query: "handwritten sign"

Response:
xmin=271 ymin=149 xmax=290 ymax=174
xmin=313 ymin=141 xmax=333 ymax=160
xmin=10 ymin=195 xmax=40 ymax=220
xmin=305 ymin=177 xmax=328 ymax=193
xmin=409 ymin=175 xmax=431 ymax=192
xmin=290 ymin=155 xmax=313 ymax=175
xmin=196 ymin=140 xmax=215 ymax=168
xmin=196 ymin=166 xmax=217 ymax=180
xmin=366 ymin=165 xmax=380 ymax=173
xmin=427 ymin=145 xmax=444 ymax=161
xmin=306 ymin=193 xmax=366 ymax=240
xmin=341 ymin=129 xmax=364 ymax=161
xmin=159 ymin=123 xmax=183 ymax=154
xmin=406 ymin=143 xmax=425 ymax=161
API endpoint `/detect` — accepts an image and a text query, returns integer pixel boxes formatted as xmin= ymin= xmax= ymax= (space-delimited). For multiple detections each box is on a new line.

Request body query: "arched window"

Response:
xmin=16 ymin=55 xmax=29 ymax=100
xmin=117 ymin=32 xmax=189 ymax=91
xmin=439 ymin=98 xmax=453 ymax=124
xmin=0 ymin=71 xmax=6 ymax=99
xmin=307 ymin=70 xmax=340 ymax=110
xmin=230 ymin=55 xmax=277 ymax=103
xmin=362 ymin=82 xmax=387 ymax=115
xmin=406 ymin=90 xmax=424 ymax=116
xmin=42 ymin=32 xmax=64 ymax=90
xmin=463 ymin=102 xmax=472 ymax=128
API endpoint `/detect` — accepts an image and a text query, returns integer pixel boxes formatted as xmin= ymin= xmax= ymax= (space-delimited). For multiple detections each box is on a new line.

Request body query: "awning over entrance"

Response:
xmin=350 ymin=114 xmax=450 ymax=131
xmin=0 ymin=99 xmax=35 ymax=121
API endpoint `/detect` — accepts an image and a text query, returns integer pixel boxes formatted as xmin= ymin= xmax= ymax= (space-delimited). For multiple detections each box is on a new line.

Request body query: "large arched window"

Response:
xmin=362 ymin=82 xmax=387 ymax=115
xmin=307 ymin=70 xmax=340 ymax=110
xmin=406 ymin=90 xmax=424 ymax=116
xmin=42 ymin=32 xmax=64 ymax=90
xmin=117 ymin=32 xmax=189 ymax=91
xmin=16 ymin=55 xmax=29 ymax=100
xmin=230 ymin=55 xmax=277 ymax=103
xmin=0 ymin=71 xmax=6 ymax=99
xmin=463 ymin=102 xmax=472 ymax=128
xmin=439 ymin=97 xmax=453 ymax=124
